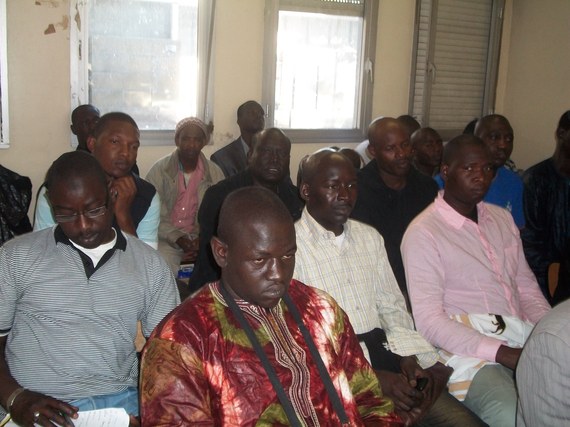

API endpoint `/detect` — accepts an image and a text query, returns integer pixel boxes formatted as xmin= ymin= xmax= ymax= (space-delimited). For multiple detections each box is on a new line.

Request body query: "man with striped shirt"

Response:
xmin=0 ymin=152 xmax=179 ymax=426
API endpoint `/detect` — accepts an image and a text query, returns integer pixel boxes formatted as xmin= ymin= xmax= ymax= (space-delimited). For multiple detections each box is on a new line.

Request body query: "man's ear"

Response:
xmin=300 ymin=182 xmax=310 ymax=202
xmin=86 ymin=136 xmax=96 ymax=153
xmin=367 ymin=142 xmax=376 ymax=158
xmin=440 ymin=164 xmax=449 ymax=182
xmin=211 ymin=236 xmax=229 ymax=269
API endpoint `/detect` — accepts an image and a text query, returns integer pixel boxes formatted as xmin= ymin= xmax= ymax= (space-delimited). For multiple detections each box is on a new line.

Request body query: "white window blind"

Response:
xmin=410 ymin=0 xmax=504 ymax=138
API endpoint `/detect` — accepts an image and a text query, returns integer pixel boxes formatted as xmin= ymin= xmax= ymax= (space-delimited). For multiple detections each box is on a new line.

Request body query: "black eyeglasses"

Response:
xmin=54 ymin=203 xmax=108 ymax=223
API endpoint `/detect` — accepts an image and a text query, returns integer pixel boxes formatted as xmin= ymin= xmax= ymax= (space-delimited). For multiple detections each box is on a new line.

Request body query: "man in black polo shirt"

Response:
xmin=351 ymin=117 xmax=438 ymax=309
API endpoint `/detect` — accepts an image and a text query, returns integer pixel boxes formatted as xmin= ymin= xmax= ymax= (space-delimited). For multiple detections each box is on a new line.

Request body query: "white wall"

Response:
xmin=498 ymin=0 xmax=570 ymax=169
xmin=2 ymin=0 xmax=568 ymax=213
xmin=1 ymin=0 xmax=417 ymax=204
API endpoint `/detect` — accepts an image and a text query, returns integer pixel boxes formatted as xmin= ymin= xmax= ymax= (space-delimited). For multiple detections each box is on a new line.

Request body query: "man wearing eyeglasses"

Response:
xmin=0 ymin=151 xmax=179 ymax=426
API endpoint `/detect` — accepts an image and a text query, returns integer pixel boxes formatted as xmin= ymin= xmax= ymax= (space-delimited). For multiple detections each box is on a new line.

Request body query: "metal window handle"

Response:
xmin=365 ymin=58 xmax=374 ymax=83
xmin=428 ymin=62 xmax=437 ymax=84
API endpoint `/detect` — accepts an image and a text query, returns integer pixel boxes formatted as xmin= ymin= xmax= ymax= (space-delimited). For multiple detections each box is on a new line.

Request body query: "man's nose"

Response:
xmin=496 ymin=136 xmax=508 ymax=149
xmin=267 ymin=258 xmax=286 ymax=280
xmin=117 ymin=142 xmax=130 ymax=156
xmin=337 ymin=184 xmax=349 ymax=200
xmin=472 ymin=167 xmax=485 ymax=181
xmin=76 ymin=212 xmax=92 ymax=230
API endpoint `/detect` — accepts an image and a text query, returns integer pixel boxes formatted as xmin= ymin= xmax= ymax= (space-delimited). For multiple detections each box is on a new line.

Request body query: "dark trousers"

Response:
xmin=358 ymin=328 xmax=488 ymax=427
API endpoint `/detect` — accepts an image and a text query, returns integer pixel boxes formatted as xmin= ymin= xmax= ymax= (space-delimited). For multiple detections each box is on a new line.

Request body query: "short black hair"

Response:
xmin=411 ymin=127 xmax=440 ymax=148
xmin=71 ymin=104 xmax=100 ymax=125
xmin=45 ymin=151 xmax=108 ymax=194
xmin=397 ymin=114 xmax=421 ymax=135
xmin=91 ymin=112 xmax=138 ymax=139
xmin=442 ymin=134 xmax=488 ymax=165
xmin=463 ymin=118 xmax=478 ymax=135
xmin=474 ymin=114 xmax=512 ymax=137
xmin=557 ymin=110 xmax=570 ymax=132
xmin=237 ymin=101 xmax=263 ymax=120
xmin=217 ymin=187 xmax=292 ymax=245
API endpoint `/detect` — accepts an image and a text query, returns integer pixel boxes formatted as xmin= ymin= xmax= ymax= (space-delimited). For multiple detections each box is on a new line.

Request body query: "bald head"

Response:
xmin=251 ymin=128 xmax=291 ymax=151
xmin=368 ymin=118 xmax=404 ymax=146
xmin=367 ymin=118 xmax=412 ymax=183
xmin=301 ymin=150 xmax=353 ymax=186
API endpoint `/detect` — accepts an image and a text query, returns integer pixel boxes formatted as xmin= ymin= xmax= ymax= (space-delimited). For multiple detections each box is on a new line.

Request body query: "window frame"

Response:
xmin=0 ymin=0 xmax=9 ymax=148
xmin=262 ymin=0 xmax=378 ymax=144
xmin=69 ymin=0 xmax=215 ymax=147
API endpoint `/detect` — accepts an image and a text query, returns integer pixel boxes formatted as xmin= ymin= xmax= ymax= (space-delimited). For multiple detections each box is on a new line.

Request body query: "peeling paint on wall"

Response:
xmin=44 ymin=15 xmax=69 ymax=35
xmin=74 ymin=4 xmax=81 ymax=31
xmin=44 ymin=24 xmax=56 ymax=35
xmin=35 ymin=0 xmax=61 ymax=7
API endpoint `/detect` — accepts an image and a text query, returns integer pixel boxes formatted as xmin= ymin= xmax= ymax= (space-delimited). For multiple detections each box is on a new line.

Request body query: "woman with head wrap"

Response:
xmin=146 ymin=117 xmax=225 ymax=277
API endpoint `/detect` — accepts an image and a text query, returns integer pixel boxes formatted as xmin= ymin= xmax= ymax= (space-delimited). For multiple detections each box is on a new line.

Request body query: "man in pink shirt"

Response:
xmin=401 ymin=135 xmax=550 ymax=427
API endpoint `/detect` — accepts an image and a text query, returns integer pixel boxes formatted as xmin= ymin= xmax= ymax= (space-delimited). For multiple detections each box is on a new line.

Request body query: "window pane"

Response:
xmin=88 ymin=0 xmax=198 ymax=130
xmin=274 ymin=11 xmax=363 ymax=130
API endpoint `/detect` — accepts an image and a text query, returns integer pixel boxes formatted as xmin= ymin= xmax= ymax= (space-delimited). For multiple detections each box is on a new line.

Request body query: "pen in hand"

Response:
xmin=60 ymin=411 xmax=76 ymax=427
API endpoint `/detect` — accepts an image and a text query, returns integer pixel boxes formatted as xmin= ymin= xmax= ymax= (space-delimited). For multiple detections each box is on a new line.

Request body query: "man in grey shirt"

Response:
xmin=0 ymin=151 xmax=179 ymax=425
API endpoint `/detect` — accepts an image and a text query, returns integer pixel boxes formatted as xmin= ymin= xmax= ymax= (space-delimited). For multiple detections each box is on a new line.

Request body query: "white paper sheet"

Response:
xmin=4 ymin=408 xmax=129 ymax=427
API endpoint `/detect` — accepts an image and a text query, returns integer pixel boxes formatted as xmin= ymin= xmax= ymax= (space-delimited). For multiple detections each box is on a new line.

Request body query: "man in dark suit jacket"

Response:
xmin=210 ymin=101 xmax=265 ymax=177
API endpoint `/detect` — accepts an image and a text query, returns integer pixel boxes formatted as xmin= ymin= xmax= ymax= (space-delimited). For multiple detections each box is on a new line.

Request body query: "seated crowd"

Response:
xmin=1 ymin=101 xmax=569 ymax=426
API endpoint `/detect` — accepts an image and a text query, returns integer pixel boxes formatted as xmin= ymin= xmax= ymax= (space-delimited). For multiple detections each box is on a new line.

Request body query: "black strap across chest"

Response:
xmin=220 ymin=284 xmax=349 ymax=425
